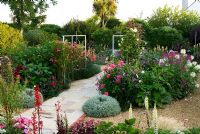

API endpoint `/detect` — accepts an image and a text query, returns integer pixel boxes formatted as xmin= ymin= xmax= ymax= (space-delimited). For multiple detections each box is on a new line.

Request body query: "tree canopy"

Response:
xmin=0 ymin=0 xmax=57 ymax=31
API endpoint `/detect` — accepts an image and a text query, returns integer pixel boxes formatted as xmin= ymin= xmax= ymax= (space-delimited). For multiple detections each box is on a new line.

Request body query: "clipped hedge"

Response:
xmin=82 ymin=95 xmax=121 ymax=118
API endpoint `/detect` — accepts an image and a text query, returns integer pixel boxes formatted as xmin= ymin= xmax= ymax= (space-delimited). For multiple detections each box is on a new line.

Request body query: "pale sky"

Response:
xmin=0 ymin=0 xmax=197 ymax=26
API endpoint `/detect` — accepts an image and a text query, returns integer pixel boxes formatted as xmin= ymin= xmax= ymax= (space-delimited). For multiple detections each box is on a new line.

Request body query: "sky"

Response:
xmin=0 ymin=0 xmax=198 ymax=26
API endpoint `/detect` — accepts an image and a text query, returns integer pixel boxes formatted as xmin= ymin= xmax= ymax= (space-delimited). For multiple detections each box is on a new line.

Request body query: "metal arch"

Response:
xmin=112 ymin=35 xmax=124 ymax=55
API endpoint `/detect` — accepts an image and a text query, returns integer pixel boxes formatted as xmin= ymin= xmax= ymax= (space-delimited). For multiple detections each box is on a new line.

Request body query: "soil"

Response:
xmin=85 ymin=75 xmax=200 ymax=129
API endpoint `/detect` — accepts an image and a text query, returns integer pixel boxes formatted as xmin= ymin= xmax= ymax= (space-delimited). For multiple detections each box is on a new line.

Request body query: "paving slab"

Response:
xmin=20 ymin=72 xmax=103 ymax=134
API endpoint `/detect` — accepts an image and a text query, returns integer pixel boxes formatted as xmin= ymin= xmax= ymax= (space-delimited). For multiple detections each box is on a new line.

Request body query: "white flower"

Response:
xmin=139 ymin=80 xmax=142 ymax=83
xmin=180 ymin=49 xmax=186 ymax=54
xmin=136 ymin=38 xmax=139 ymax=41
xmin=175 ymin=54 xmax=180 ymax=59
xmin=191 ymin=55 xmax=194 ymax=60
xmin=196 ymin=84 xmax=200 ymax=88
xmin=187 ymin=62 xmax=192 ymax=67
xmin=141 ymin=71 xmax=145 ymax=74
xmin=192 ymin=61 xmax=197 ymax=66
xmin=133 ymin=28 xmax=138 ymax=33
xmin=195 ymin=65 xmax=200 ymax=70
xmin=190 ymin=72 xmax=196 ymax=77
xmin=159 ymin=59 xmax=165 ymax=65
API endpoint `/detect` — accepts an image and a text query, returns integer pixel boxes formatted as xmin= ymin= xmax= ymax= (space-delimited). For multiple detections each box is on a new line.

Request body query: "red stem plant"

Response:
xmin=32 ymin=85 xmax=43 ymax=134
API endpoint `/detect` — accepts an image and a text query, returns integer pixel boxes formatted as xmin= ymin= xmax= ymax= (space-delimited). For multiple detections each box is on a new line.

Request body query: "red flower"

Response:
xmin=34 ymin=85 xmax=42 ymax=107
xmin=99 ymin=84 xmax=105 ymax=89
xmin=104 ymin=92 xmax=109 ymax=96
xmin=50 ymin=81 xmax=57 ymax=87
xmin=106 ymin=74 xmax=111 ymax=78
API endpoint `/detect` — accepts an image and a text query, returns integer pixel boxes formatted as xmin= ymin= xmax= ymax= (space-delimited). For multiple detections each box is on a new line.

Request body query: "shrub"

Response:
xmin=22 ymin=88 xmax=43 ymax=108
xmin=137 ymin=49 xmax=200 ymax=106
xmin=144 ymin=128 xmax=173 ymax=134
xmin=147 ymin=26 xmax=183 ymax=49
xmin=40 ymin=24 xmax=61 ymax=36
xmin=98 ymin=62 xmax=138 ymax=110
xmin=148 ymin=5 xmax=200 ymax=38
xmin=92 ymin=28 xmax=113 ymax=52
xmin=70 ymin=119 xmax=100 ymax=134
xmin=120 ymin=28 xmax=141 ymax=64
xmin=0 ymin=56 xmax=24 ymax=131
xmin=95 ymin=119 xmax=140 ymax=134
xmin=0 ymin=23 xmax=23 ymax=54
xmin=23 ymin=29 xmax=57 ymax=46
xmin=82 ymin=95 xmax=121 ymax=118
xmin=97 ymin=61 xmax=139 ymax=111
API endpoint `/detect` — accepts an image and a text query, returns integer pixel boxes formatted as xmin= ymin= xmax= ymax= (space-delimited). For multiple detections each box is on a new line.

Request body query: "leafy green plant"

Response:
xmin=23 ymin=29 xmax=57 ymax=46
xmin=0 ymin=56 xmax=24 ymax=132
xmin=146 ymin=26 xmax=183 ymax=48
xmin=95 ymin=119 xmax=140 ymax=134
xmin=40 ymin=24 xmax=61 ymax=36
xmin=120 ymin=28 xmax=141 ymax=64
xmin=183 ymin=128 xmax=200 ymax=134
xmin=82 ymin=95 xmax=121 ymax=118
xmin=144 ymin=128 xmax=173 ymax=134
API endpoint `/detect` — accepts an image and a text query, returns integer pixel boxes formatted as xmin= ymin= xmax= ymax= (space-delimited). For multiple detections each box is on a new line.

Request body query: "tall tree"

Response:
xmin=93 ymin=0 xmax=117 ymax=28
xmin=0 ymin=0 xmax=57 ymax=32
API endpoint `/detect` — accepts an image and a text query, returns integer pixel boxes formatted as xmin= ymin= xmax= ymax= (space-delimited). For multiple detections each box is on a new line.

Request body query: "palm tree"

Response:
xmin=93 ymin=0 xmax=117 ymax=28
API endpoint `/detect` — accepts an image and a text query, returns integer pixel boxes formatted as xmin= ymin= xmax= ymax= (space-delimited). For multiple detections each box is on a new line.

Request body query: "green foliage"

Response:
xmin=95 ymin=119 xmax=140 ymax=134
xmin=148 ymin=5 xmax=200 ymax=38
xmin=138 ymin=50 xmax=199 ymax=106
xmin=73 ymin=63 xmax=101 ymax=80
xmin=120 ymin=29 xmax=141 ymax=64
xmin=0 ymin=23 xmax=24 ymax=55
xmin=136 ymin=66 xmax=173 ymax=107
xmin=106 ymin=17 xmax=122 ymax=29
xmin=144 ymin=128 xmax=173 ymax=134
xmin=183 ymin=128 xmax=200 ymax=134
xmin=92 ymin=28 xmax=113 ymax=52
xmin=40 ymin=24 xmax=61 ymax=36
xmin=9 ymin=41 xmax=55 ymax=66
xmin=24 ymin=29 xmax=57 ymax=46
xmin=0 ymin=56 xmax=24 ymax=129
xmin=0 ymin=0 xmax=57 ymax=30
xmin=98 ymin=62 xmax=139 ymax=111
xmin=146 ymin=26 xmax=182 ymax=48
xmin=22 ymin=88 xmax=43 ymax=108
xmin=93 ymin=0 xmax=117 ymax=27
xmin=82 ymin=95 xmax=121 ymax=118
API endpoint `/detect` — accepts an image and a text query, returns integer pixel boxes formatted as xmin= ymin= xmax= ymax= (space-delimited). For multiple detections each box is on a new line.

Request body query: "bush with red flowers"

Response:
xmin=97 ymin=60 xmax=139 ymax=111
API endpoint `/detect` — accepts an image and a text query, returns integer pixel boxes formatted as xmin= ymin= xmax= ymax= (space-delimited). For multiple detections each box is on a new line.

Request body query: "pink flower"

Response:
xmin=0 ymin=124 xmax=5 ymax=129
xmin=106 ymin=74 xmax=111 ymax=78
xmin=103 ymin=67 xmax=108 ymax=72
xmin=168 ymin=51 xmax=175 ymax=58
xmin=104 ymin=92 xmax=109 ymax=96
xmin=99 ymin=84 xmax=105 ymax=89
xmin=187 ymin=55 xmax=192 ymax=62
xmin=109 ymin=64 xmax=116 ymax=69
xmin=118 ymin=60 xmax=125 ymax=68
xmin=115 ymin=75 xmax=121 ymax=84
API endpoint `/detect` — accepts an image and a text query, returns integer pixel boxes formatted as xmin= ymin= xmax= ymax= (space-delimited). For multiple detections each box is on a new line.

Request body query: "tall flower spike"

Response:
xmin=152 ymin=103 xmax=158 ymax=134
xmin=144 ymin=96 xmax=149 ymax=110
xmin=128 ymin=104 xmax=133 ymax=119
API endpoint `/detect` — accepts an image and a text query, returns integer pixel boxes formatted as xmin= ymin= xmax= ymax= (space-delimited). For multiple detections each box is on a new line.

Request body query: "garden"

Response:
xmin=0 ymin=0 xmax=200 ymax=134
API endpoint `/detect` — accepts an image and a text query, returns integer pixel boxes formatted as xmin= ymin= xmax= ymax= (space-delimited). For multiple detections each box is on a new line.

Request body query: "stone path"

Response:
xmin=20 ymin=72 xmax=103 ymax=134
